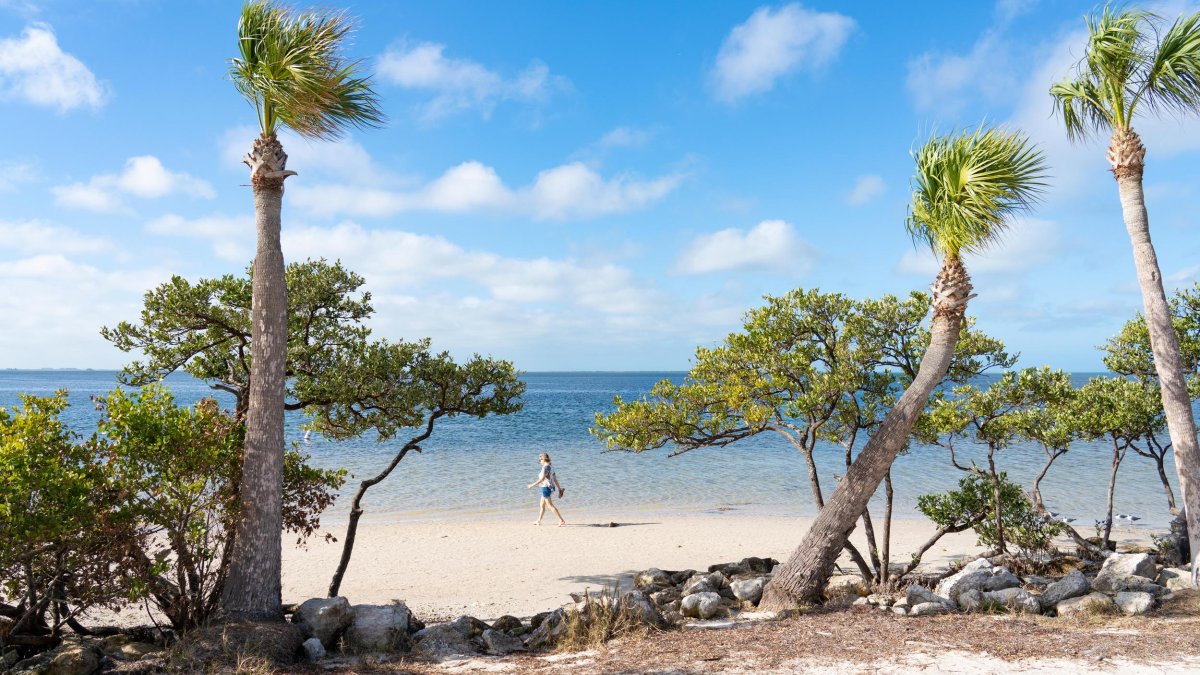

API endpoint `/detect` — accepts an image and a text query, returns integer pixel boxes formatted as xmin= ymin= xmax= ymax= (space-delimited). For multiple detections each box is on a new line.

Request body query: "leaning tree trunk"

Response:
xmin=759 ymin=256 xmax=973 ymax=608
xmin=1110 ymin=127 xmax=1200 ymax=581
xmin=220 ymin=134 xmax=296 ymax=620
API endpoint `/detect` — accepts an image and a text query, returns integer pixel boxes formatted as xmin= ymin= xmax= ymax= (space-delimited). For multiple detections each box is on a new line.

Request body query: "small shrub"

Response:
xmin=918 ymin=473 xmax=1065 ymax=556
xmin=555 ymin=586 xmax=652 ymax=651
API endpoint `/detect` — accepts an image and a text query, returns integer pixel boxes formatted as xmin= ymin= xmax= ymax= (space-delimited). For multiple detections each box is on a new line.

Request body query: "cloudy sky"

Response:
xmin=1 ymin=0 xmax=1198 ymax=371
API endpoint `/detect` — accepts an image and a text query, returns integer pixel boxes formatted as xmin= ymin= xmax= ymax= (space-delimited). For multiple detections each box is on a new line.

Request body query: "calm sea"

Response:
xmin=0 ymin=370 xmax=1180 ymax=529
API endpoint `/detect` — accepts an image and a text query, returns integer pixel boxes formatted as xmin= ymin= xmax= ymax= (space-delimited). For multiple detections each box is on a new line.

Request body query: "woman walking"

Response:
xmin=527 ymin=452 xmax=566 ymax=526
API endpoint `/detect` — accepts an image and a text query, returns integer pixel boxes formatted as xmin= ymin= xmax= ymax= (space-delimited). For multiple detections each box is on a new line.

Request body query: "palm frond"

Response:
xmin=1050 ymin=76 xmax=1108 ymax=141
xmin=906 ymin=126 xmax=1048 ymax=260
xmin=230 ymin=0 xmax=385 ymax=139
xmin=1140 ymin=11 xmax=1200 ymax=116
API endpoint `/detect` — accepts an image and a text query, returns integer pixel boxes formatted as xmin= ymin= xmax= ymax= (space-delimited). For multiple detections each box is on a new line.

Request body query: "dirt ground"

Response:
xmin=299 ymin=590 xmax=1200 ymax=675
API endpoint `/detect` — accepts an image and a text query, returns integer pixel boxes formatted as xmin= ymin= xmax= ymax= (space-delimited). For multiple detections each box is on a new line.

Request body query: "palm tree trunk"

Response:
xmin=220 ymin=134 xmax=293 ymax=620
xmin=1111 ymin=128 xmax=1200 ymax=578
xmin=759 ymin=256 xmax=972 ymax=609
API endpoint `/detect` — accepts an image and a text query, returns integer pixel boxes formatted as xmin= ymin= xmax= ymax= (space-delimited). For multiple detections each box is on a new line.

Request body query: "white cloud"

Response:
xmin=0 ymin=161 xmax=35 ymax=190
xmin=711 ymin=3 xmax=855 ymax=103
xmin=0 ymin=219 xmax=112 ymax=255
xmin=895 ymin=217 xmax=1062 ymax=276
xmin=675 ymin=219 xmax=815 ymax=275
xmin=598 ymin=126 xmax=654 ymax=149
xmin=906 ymin=30 xmax=1016 ymax=115
xmin=53 ymin=155 xmax=214 ymax=212
xmin=846 ymin=174 xmax=885 ymax=206
xmin=291 ymin=160 xmax=684 ymax=221
xmin=0 ymin=24 xmax=107 ymax=111
xmin=145 ymin=213 xmax=254 ymax=262
xmin=377 ymin=41 xmax=569 ymax=121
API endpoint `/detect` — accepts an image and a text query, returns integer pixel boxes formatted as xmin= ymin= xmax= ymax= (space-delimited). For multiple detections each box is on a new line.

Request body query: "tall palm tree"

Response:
xmin=760 ymin=127 xmax=1046 ymax=608
xmin=1050 ymin=7 xmax=1200 ymax=579
xmin=220 ymin=0 xmax=383 ymax=620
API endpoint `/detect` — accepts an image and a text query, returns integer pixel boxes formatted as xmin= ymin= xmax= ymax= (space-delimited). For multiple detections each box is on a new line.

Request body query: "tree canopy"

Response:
xmin=101 ymin=259 xmax=525 ymax=442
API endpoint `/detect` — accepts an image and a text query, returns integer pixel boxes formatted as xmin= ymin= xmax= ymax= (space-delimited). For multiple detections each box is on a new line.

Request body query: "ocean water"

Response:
xmin=0 ymin=370 xmax=1182 ymax=530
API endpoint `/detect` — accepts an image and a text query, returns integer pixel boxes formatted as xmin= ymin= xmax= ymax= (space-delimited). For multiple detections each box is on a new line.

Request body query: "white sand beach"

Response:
xmin=282 ymin=512 xmax=1040 ymax=621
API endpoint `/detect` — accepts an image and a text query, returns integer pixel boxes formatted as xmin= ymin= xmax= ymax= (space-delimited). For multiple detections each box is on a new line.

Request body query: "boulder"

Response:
xmin=1098 ymin=553 xmax=1157 ymax=581
xmin=1114 ymin=591 xmax=1155 ymax=616
xmin=852 ymin=597 xmax=870 ymax=606
xmin=524 ymin=609 xmax=567 ymax=649
xmin=866 ymin=594 xmax=892 ymax=607
xmin=481 ymin=628 xmax=526 ymax=656
xmin=491 ymin=615 xmax=523 ymax=633
xmin=680 ymin=592 xmax=724 ymax=620
xmin=662 ymin=610 xmax=685 ymax=625
xmin=891 ymin=606 xmax=909 ymax=616
xmin=412 ymin=623 xmax=477 ymax=659
xmin=958 ymin=589 xmax=983 ymax=612
xmin=824 ymin=575 xmax=867 ymax=599
xmin=529 ymin=611 xmax=552 ymax=630
xmin=651 ymin=587 xmax=682 ymax=608
xmin=731 ymin=577 xmax=766 ymax=604
xmin=302 ymin=637 xmax=326 ymax=661
xmin=446 ymin=615 xmax=490 ymax=640
xmin=1158 ymin=567 xmax=1196 ymax=591
xmin=346 ymin=603 xmax=413 ymax=653
xmin=670 ymin=569 xmax=697 ymax=586
xmin=909 ymin=602 xmax=951 ymax=617
xmin=620 ymin=590 xmax=663 ymax=627
xmin=635 ymin=568 xmax=673 ymax=589
xmin=1039 ymin=569 xmax=1090 ymax=608
xmin=1056 ymin=592 xmax=1114 ymax=618
xmin=115 ymin=642 xmax=159 ymax=661
xmin=981 ymin=588 xmax=1040 ymax=614
xmin=47 ymin=645 xmax=101 ymax=675
xmin=906 ymin=584 xmax=953 ymax=608
xmin=1094 ymin=573 xmax=1167 ymax=596
xmin=293 ymin=596 xmax=354 ymax=649
xmin=682 ymin=576 xmax=718 ymax=597
xmin=934 ymin=559 xmax=1021 ymax=602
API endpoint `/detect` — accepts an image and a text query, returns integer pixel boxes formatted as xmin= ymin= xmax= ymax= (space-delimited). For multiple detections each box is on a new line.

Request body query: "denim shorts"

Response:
xmin=540 ymin=486 xmax=552 ymax=499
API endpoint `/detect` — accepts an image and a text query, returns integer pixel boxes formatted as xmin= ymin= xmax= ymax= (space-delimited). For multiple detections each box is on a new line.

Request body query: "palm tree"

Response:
xmin=1050 ymin=7 xmax=1200 ymax=578
xmin=759 ymin=127 xmax=1046 ymax=609
xmin=220 ymin=0 xmax=383 ymax=620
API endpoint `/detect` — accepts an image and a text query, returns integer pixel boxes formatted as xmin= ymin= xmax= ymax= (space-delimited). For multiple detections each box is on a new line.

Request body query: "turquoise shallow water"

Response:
xmin=0 ymin=370 xmax=1181 ymax=530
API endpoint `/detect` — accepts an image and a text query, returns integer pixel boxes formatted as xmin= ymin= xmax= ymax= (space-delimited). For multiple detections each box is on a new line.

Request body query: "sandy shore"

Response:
xmin=284 ymin=511 xmax=997 ymax=621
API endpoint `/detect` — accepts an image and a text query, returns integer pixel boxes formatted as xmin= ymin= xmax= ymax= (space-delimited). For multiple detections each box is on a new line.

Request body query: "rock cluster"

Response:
xmin=4 ymin=629 xmax=172 ymax=674
xmin=632 ymin=556 xmax=780 ymax=624
xmin=863 ymin=553 xmax=1187 ymax=619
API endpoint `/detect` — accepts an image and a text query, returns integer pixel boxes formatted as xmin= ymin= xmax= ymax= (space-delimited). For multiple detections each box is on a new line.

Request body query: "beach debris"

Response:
xmin=1114 ymin=591 xmax=1156 ymax=615
xmin=346 ymin=603 xmax=414 ymax=653
xmin=292 ymin=596 xmax=353 ymax=649
xmin=1056 ymin=592 xmax=1115 ymax=617
xmin=302 ymin=637 xmax=327 ymax=661
xmin=1039 ymin=569 xmax=1091 ymax=608
xmin=680 ymin=592 xmax=724 ymax=620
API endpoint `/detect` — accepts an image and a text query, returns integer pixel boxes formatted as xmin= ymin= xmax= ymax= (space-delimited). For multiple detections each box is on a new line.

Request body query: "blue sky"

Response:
xmin=1 ymin=0 xmax=1198 ymax=371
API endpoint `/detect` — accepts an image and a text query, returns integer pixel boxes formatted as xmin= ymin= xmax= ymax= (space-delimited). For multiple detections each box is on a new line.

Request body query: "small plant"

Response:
xmin=555 ymin=585 xmax=652 ymax=651
xmin=918 ymin=474 xmax=1066 ymax=557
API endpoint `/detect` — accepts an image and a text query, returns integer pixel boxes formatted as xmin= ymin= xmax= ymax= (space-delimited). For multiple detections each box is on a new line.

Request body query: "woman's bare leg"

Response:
xmin=535 ymin=499 xmax=547 ymax=525
xmin=546 ymin=499 xmax=566 ymax=526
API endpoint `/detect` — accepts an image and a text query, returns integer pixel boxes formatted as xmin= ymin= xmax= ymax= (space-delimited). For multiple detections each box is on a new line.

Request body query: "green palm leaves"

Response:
xmin=231 ymin=0 xmax=384 ymax=140
xmin=906 ymin=127 xmax=1047 ymax=261
xmin=1051 ymin=6 xmax=1200 ymax=140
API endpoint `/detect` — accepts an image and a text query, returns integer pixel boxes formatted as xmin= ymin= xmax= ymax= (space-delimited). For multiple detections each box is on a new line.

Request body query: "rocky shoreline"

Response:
xmin=5 ymin=550 xmax=1195 ymax=673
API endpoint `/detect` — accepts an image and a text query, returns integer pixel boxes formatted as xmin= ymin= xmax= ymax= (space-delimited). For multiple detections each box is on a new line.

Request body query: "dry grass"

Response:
xmin=166 ymin=620 xmax=304 ymax=674
xmin=554 ymin=586 xmax=654 ymax=652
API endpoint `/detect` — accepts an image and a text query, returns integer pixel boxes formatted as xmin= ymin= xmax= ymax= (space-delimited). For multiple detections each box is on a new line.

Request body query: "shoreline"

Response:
xmin=282 ymin=512 xmax=1157 ymax=622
